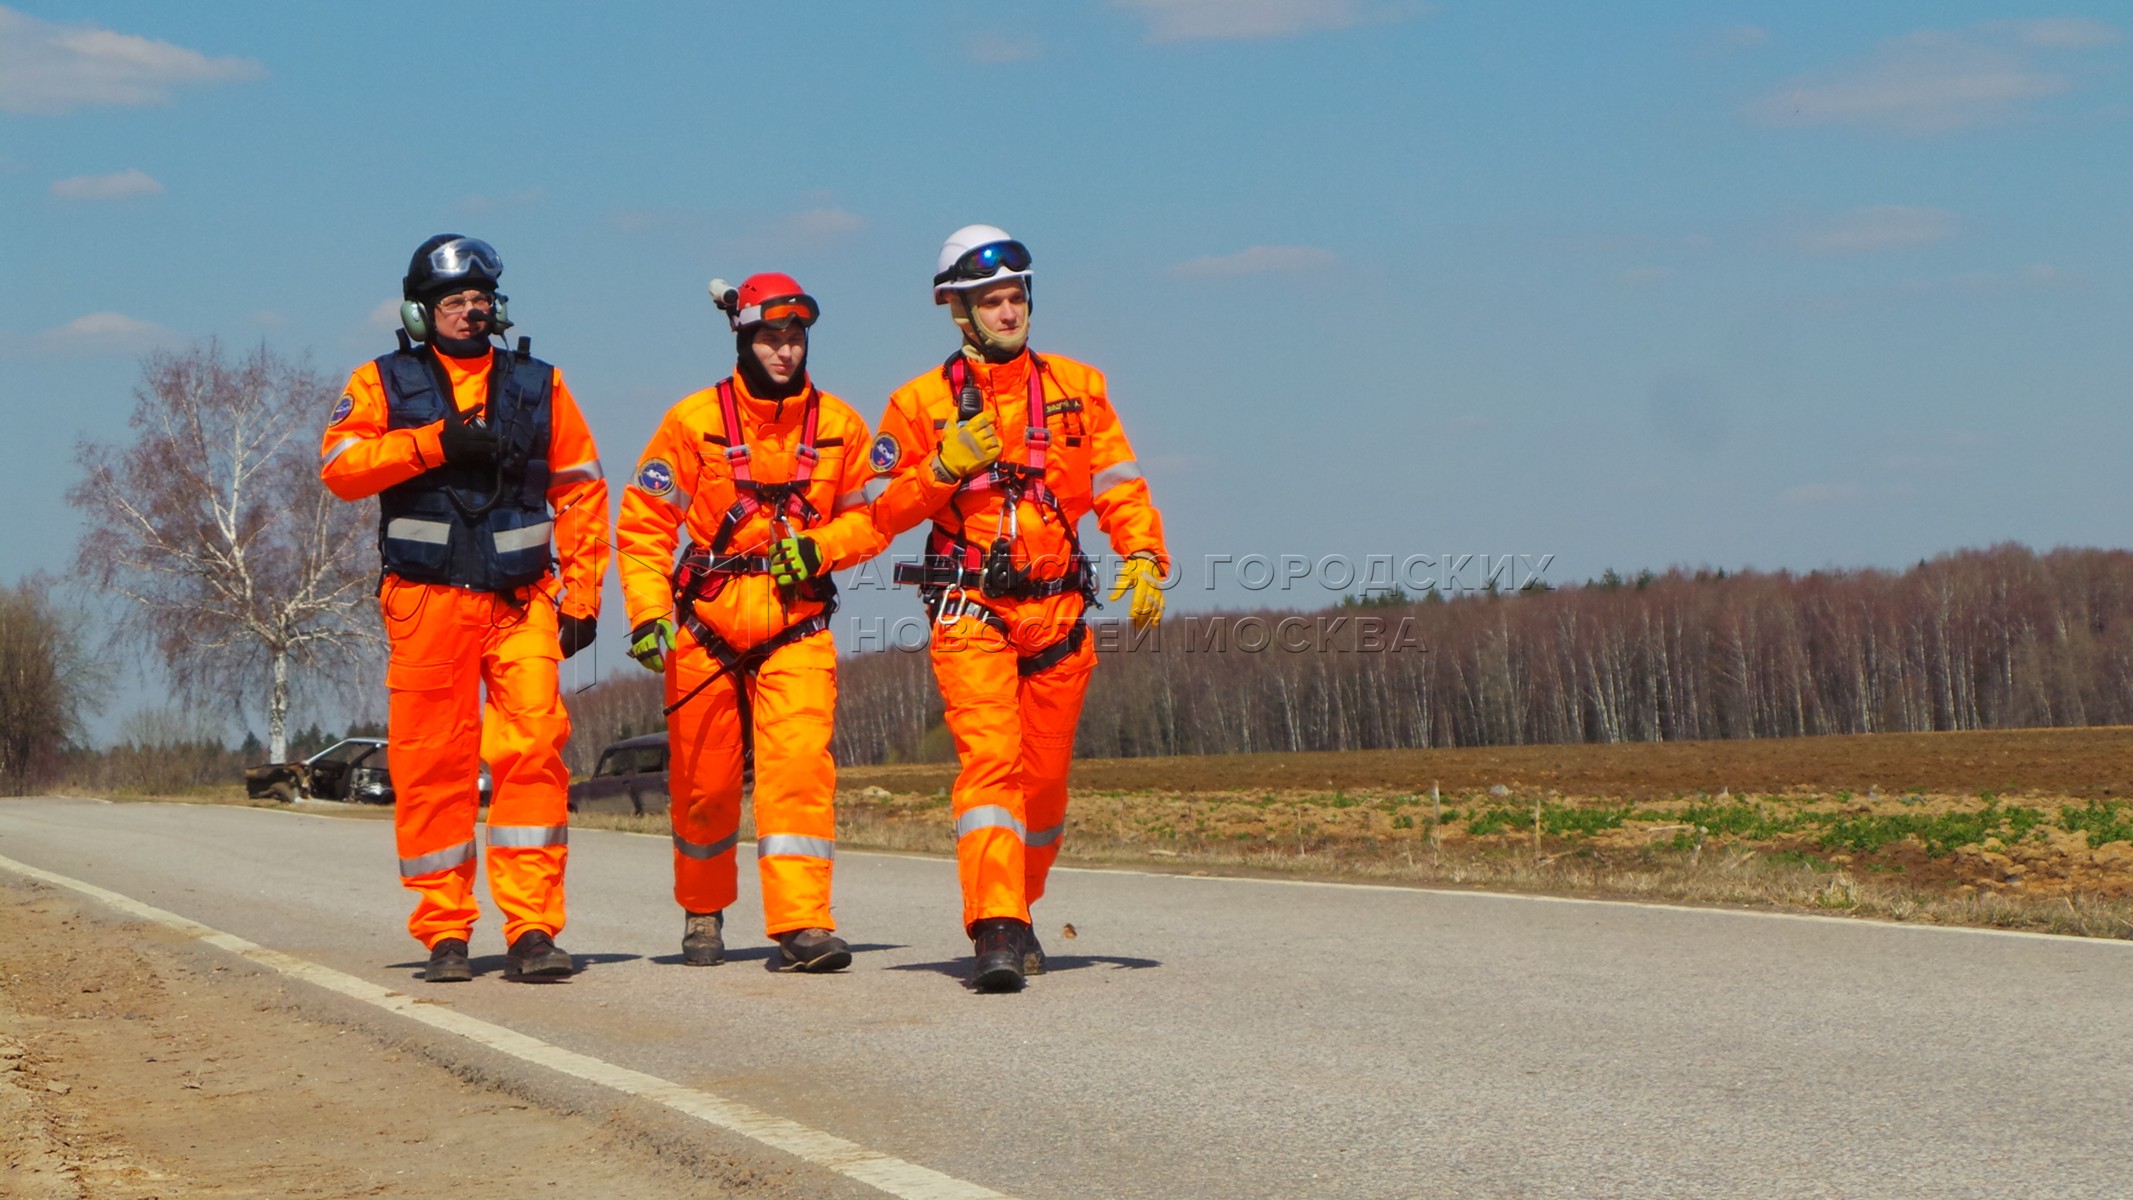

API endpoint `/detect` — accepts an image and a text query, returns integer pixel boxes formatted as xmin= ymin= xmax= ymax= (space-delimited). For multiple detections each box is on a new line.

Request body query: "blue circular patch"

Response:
xmin=868 ymin=432 xmax=901 ymax=473
xmin=330 ymin=393 xmax=354 ymax=425
xmin=636 ymin=458 xmax=674 ymax=495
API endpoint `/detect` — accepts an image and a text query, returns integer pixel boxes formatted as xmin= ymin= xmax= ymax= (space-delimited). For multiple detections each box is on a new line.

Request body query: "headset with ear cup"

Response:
xmin=400 ymin=292 xmax=510 ymax=343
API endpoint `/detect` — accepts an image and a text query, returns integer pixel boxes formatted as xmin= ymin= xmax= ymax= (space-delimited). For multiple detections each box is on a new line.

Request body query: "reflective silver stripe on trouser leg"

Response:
xmin=756 ymin=834 xmax=836 ymax=860
xmin=486 ymin=824 xmax=569 ymax=848
xmin=955 ymin=806 xmax=1027 ymax=841
xmin=673 ymin=830 xmax=740 ymax=860
xmin=400 ymin=839 xmax=477 ymax=877
xmin=1027 ymin=823 xmax=1064 ymax=849
xmin=492 ymin=521 xmax=554 ymax=555
xmin=385 ymin=517 xmax=452 ymax=545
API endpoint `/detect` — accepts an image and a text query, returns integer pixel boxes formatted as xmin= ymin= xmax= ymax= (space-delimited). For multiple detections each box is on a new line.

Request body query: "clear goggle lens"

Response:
xmin=425 ymin=237 xmax=503 ymax=282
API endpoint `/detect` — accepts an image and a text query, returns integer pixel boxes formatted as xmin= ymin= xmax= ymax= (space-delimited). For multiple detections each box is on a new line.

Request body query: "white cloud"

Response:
xmin=967 ymin=32 xmax=1038 ymax=64
xmin=774 ymin=207 xmax=864 ymax=241
xmin=1114 ymin=0 xmax=1426 ymax=42
xmin=9 ymin=311 xmax=175 ymax=357
xmin=367 ymin=298 xmax=403 ymax=330
xmin=49 ymin=167 xmax=163 ymax=200
xmin=0 ymin=5 xmax=264 ymax=116
xmin=456 ymin=188 xmax=546 ymax=217
xmin=1796 ymin=206 xmax=1959 ymax=254
xmin=1743 ymin=21 xmax=2118 ymax=134
xmin=1167 ymin=245 xmax=1338 ymax=278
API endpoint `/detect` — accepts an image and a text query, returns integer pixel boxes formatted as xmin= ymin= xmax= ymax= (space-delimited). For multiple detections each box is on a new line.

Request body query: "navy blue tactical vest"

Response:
xmin=375 ymin=347 xmax=554 ymax=592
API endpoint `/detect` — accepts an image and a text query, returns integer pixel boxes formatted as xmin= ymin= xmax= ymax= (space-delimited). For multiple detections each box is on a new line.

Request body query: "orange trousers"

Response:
xmin=382 ymin=577 xmax=571 ymax=949
xmin=931 ymin=615 xmax=1096 ymax=933
xmin=665 ymin=629 xmax=839 ymax=937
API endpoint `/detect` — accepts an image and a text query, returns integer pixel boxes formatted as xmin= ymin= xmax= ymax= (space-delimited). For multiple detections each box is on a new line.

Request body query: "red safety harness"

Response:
xmin=892 ymin=353 xmax=1092 ymax=675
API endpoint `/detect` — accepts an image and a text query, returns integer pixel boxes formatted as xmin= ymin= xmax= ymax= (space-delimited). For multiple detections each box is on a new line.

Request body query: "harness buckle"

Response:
xmin=936 ymin=585 xmax=968 ymax=627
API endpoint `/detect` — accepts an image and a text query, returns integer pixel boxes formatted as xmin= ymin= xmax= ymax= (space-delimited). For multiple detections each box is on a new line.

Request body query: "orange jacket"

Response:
xmin=319 ymin=350 xmax=610 ymax=620
xmin=618 ymin=373 xmax=885 ymax=653
xmin=870 ymin=350 xmax=1167 ymax=634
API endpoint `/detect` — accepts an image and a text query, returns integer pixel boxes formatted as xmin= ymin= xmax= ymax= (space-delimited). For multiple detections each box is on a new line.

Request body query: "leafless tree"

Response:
xmin=0 ymin=578 xmax=102 ymax=795
xmin=69 ymin=342 xmax=377 ymax=761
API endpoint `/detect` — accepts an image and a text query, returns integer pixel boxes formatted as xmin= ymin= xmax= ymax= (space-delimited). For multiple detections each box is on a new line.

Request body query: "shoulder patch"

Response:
xmin=330 ymin=393 xmax=354 ymax=425
xmin=868 ymin=432 xmax=901 ymax=473
xmin=636 ymin=458 xmax=675 ymax=496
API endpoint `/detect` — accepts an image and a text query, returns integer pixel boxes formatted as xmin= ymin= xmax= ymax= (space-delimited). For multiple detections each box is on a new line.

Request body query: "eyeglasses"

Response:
xmin=434 ymin=293 xmax=495 ymax=314
xmin=740 ymin=294 xmax=819 ymax=329
xmin=424 ymin=237 xmax=503 ymax=282
xmin=932 ymin=240 xmax=1032 ymax=287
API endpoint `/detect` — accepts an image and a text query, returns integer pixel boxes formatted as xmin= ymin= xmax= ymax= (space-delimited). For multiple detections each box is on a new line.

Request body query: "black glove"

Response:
xmin=439 ymin=406 xmax=499 ymax=467
xmin=557 ymin=613 xmax=597 ymax=659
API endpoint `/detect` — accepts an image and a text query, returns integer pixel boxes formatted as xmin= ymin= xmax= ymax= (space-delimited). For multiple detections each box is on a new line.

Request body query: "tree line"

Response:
xmin=826 ymin=544 xmax=2133 ymax=764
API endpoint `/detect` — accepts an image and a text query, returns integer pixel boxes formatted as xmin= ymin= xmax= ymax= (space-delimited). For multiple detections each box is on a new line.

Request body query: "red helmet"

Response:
xmin=713 ymin=272 xmax=819 ymax=332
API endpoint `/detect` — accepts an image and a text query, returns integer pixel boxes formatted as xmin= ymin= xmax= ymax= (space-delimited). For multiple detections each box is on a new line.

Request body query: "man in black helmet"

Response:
xmin=321 ymin=235 xmax=610 ymax=984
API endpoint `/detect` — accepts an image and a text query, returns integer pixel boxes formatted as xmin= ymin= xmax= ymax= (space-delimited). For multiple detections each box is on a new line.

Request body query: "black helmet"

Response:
xmin=402 ymin=234 xmax=503 ymax=302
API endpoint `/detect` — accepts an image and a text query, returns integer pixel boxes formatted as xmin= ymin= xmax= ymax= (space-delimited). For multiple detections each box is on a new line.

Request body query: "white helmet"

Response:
xmin=932 ymin=223 xmax=1033 ymax=305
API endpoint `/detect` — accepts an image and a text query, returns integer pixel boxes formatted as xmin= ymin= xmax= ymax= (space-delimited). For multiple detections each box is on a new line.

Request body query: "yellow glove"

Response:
xmin=934 ymin=411 xmax=1001 ymax=481
xmin=628 ymin=617 xmax=676 ymax=673
xmin=1108 ymin=553 xmax=1166 ymax=630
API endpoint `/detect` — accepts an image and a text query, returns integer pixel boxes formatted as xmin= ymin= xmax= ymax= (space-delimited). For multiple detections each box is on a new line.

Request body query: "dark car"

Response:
xmin=244 ymin=738 xmax=491 ymax=805
xmin=569 ymin=732 xmax=671 ymax=815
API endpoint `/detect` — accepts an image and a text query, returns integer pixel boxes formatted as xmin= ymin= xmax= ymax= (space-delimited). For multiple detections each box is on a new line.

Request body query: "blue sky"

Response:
xmin=3 ymin=2 xmax=2129 ymax=735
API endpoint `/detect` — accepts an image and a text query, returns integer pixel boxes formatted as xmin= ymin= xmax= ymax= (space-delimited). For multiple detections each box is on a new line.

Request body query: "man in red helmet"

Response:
xmin=868 ymin=225 xmax=1169 ymax=992
xmin=617 ymin=273 xmax=885 ymax=971
xmin=321 ymin=235 xmax=609 ymax=984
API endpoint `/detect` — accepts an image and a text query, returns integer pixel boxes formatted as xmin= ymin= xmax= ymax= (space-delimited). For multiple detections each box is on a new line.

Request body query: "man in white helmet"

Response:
xmin=866 ymin=225 xmax=1169 ymax=992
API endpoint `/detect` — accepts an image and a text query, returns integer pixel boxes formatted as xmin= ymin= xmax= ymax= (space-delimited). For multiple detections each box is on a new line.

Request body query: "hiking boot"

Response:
xmin=682 ymin=911 xmax=725 ymax=967
xmin=502 ymin=930 xmax=574 ymax=981
xmin=969 ymin=918 xmax=1028 ymax=993
xmin=1022 ymin=928 xmax=1045 ymax=977
xmin=424 ymin=937 xmax=472 ymax=984
xmin=776 ymin=928 xmax=852 ymax=973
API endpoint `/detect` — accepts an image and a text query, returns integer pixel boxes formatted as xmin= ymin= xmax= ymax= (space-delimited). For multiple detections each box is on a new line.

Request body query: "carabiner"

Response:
xmin=936 ymin=585 xmax=968 ymax=627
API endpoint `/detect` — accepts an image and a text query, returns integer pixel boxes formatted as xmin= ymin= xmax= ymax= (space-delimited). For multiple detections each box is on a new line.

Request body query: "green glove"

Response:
xmin=934 ymin=411 xmax=1001 ymax=481
xmin=628 ymin=617 xmax=676 ymax=673
xmin=770 ymin=536 xmax=824 ymax=587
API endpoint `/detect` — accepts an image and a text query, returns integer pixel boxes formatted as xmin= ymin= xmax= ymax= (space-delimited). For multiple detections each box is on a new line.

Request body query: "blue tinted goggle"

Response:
xmin=934 ymin=240 xmax=1031 ymax=287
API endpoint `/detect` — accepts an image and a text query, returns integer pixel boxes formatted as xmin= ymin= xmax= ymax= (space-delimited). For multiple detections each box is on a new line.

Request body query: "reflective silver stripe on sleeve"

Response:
xmin=385 ymin=517 xmax=452 ymax=545
xmin=833 ymin=489 xmax=869 ymax=514
xmin=399 ymin=839 xmax=476 ymax=877
xmin=861 ymin=475 xmax=891 ymax=503
xmin=492 ymin=521 xmax=554 ymax=554
xmin=954 ymin=805 xmax=1027 ymax=841
xmin=1090 ymin=460 xmax=1143 ymax=499
xmin=757 ymin=834 xmax=836 ymax=860
xmin=323 ymin=436 xmax=359 ymax=466
xmin=1027 ymin=822 xmax=1065 ymax=849
xmin=551 ymin=458 xmax=605 ymax=484
xmin=647 ymin=484 xmax=693 ymax=513
xmin=486 ymin=823 xmax=568 ymax=848
xmin=673 ymin=830 xmax=740 ymax=860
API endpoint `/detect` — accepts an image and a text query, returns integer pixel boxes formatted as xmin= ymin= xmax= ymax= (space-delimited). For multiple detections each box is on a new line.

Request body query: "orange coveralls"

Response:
xmin=617 ymin=373 xmax=884 ymax=937
xmin=870 ymin=350 xmax=1167 ymax=931
xmin=321 ymin=350 xmax=609 ymax=949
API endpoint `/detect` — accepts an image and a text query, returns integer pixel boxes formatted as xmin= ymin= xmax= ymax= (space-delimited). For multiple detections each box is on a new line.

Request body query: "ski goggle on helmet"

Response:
xmin=714 ymin=272 xmax=820 ymax=332
xmin=933 ymin=239 xmax=1031 ymax=289
xmin=423 ymin=237 xmax=503 ymax=285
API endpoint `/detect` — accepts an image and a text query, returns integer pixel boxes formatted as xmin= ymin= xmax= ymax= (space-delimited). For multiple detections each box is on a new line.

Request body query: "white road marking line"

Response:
xmin=0 ymin=852 xmax=1010 ymax=1200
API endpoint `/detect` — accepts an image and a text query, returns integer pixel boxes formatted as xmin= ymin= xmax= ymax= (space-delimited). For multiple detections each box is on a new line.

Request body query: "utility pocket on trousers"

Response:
xmin=386 ymin=657 xmax=458 ymax=693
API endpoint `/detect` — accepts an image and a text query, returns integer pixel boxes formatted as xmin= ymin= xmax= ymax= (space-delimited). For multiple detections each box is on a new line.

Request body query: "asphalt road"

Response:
xmin=2 ymin=795 xmax=2128 ymax=1199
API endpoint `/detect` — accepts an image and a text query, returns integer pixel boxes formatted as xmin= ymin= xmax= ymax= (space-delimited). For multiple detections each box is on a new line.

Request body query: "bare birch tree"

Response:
xmin=68 ymin=342 xmax=377 ymax=761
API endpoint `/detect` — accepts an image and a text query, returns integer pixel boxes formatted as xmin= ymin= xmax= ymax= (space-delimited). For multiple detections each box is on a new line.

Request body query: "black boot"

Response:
xmin=1022 ymin=927 xmax=1045 ymax=977
xmin=503 ymin=930 xmax=575 ymax=981
xmin=424 ymin=937 xmax=472 ymax=983
xmin=777 ymin=928 xmax=853 ymax=973
xmin=970 ymin=918 xmax=1028 ymax=993
xmin=682 ymin=911 xmax=725 ymax=966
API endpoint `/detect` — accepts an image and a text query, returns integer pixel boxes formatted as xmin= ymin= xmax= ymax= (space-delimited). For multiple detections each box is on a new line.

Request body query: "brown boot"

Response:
xmin=502 ymin=930 xmax=574 ymax=981
xmin=776 ymin=928 xmax=852 ymax=973
xmin=682 ymin=911 xmax=725 ymax=966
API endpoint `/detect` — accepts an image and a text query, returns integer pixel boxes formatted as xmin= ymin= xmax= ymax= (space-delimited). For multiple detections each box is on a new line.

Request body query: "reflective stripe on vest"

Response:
xmin=492 ymin=521 xmax=554 ymax=554
xmin=757 ymin=834 xmax=835 ymax=860
xmin=954 ymin=805 xmax=1026 ymax=841
xmin=386 ymin=517 xmax=452 ymax=545
xmin=486 ymin=824 xmax=568 ymax=849
xmin=400 ymin=839 xmax=476 ymax=877
xmin=1027 ymin=822 xmax=1065 ymax=849
xmin=673 ymin=829 xmax=740 ymax=860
